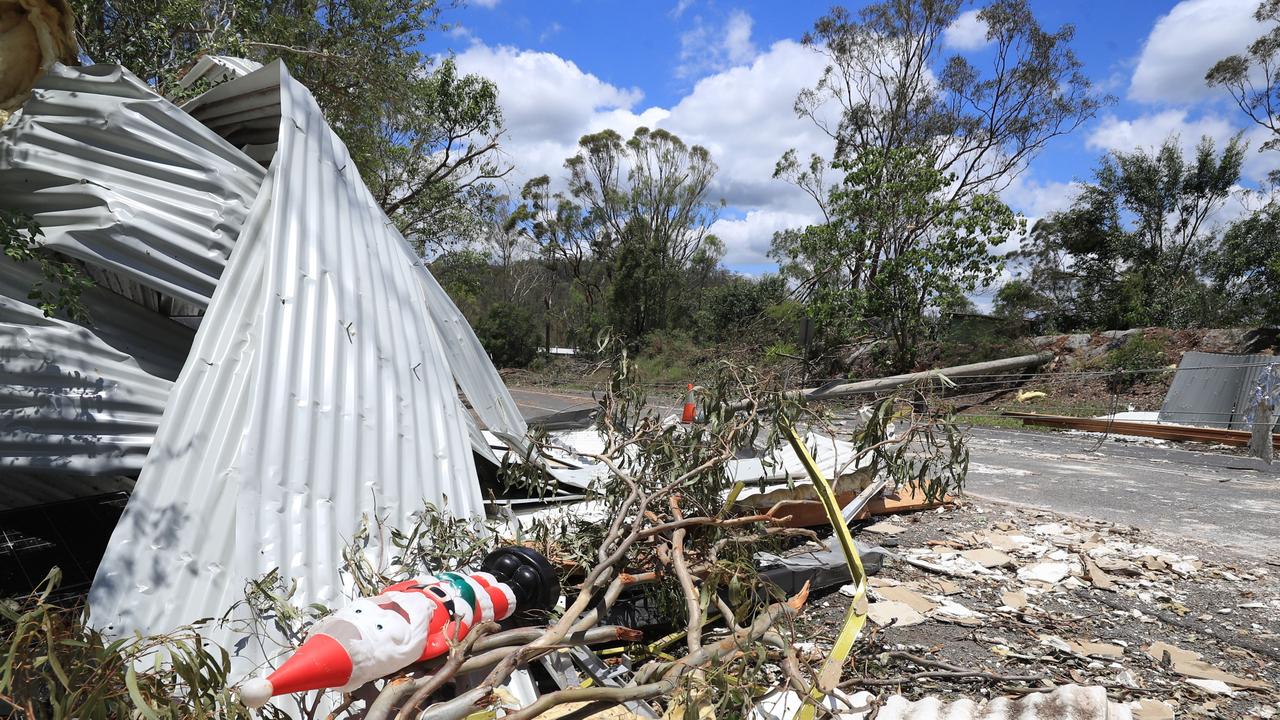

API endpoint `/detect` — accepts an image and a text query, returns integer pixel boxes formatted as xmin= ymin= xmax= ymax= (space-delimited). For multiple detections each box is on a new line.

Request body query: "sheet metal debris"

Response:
xmin=1 ymin=63 xmax=266 ymax=306
xmin=1004 ymin=410 xmax=1279 ymax=449
xmin=0 ymin=254 xmax=192 ymax=486
xmin=1159 ymin=351 xmax=1280 ymax=430
xmin=1 ymin=58 xmax=528 ymax=503
xmin=88 ymin=61 xmax=488 ymax=643
xmin=175 ymin=54 xmax=264 ymax=89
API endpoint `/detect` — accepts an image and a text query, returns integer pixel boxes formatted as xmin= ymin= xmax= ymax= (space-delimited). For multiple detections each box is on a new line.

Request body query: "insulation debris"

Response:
xmin=0 ymin=0 xmax=75 ymax=119
xmin=793 ymin=499 xmax=1278 ymax=717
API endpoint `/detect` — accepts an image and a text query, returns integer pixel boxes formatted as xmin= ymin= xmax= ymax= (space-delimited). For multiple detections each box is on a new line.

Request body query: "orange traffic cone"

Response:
xmin=681 ymin=383 xmax=696 ymax=424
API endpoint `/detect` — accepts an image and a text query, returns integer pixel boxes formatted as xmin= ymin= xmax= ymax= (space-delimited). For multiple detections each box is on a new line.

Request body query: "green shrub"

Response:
xmin=476 ymin=302 xmax=541 ymax=368
xmin=1106 ymin=334 xmax=1166 ymax=391
xmin=0 ymin=569 xmax=248 ymax=719
xmin=630 ymin=329 xmax=700 ymax=384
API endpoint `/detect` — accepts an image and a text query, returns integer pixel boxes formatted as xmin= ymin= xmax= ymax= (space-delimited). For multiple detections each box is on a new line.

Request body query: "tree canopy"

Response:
xmin=772 ymin=0 xmax=1097 ymax=369
xmin=1000 ymin=136 xmax=1247 ymax=330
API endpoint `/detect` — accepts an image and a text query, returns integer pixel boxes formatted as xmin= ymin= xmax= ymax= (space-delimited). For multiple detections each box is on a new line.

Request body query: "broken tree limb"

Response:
xmin=839 ymin=650 xmax=1043 ymax=688
xmin=1081 ymin=590 xmax=1280 ymax=662
xmin=727 ymin=352 xmax=1053 ymax=411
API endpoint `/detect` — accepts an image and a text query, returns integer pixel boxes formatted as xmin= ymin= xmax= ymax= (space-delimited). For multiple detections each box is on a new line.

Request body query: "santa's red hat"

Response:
xmin=239 ymin=633 xmax=354 ymax=708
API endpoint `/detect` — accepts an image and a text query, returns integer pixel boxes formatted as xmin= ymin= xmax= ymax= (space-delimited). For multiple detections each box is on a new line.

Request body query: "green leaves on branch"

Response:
xmin=1206 ymin=0 xmax=1280 ymax=168
xmin=1 ymin=210 xmax=93 ymax=324
xmin=1004 ymin=136 xmax=1247 ymax=330
xmin=774 ymin=0 xmax=1097 ymax=370
xmin=773 ymin=147 xmax=1019 ymax=370
xmin=517 ymin=127 xmax=725 ymax=346
xmin=1 ymin=570 xmax=248 ymax=720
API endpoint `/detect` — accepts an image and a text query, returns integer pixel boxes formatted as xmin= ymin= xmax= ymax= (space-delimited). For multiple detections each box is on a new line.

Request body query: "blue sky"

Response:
xmin=441 ymin=1 xmax=1274 ymax=279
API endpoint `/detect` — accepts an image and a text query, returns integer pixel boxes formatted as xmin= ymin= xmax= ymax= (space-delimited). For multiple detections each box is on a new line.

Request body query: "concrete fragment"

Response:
xmin=867 ymin=600 xmax=926 ymax=627
xmin=1018 ymin=561 xmax=1071 ymax=585
xmin=1147 ymin=641 xmax=1269 ymax=689
xmin=961 ymin=548 xmax=1014 ymax=568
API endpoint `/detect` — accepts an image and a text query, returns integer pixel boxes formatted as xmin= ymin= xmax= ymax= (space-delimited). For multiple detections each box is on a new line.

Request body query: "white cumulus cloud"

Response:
xmin=676 ymin=10 xmax=759 ymax=79
xmin=455 ymin=38 xmax=833 ymax=267
xmin=1128 ymin=0 xmax=1261 ymax=104
xmin=944 ymin=9 xmax=990 ymax=51
xmin=1087 ymin=110 xmax=1238 ymax=155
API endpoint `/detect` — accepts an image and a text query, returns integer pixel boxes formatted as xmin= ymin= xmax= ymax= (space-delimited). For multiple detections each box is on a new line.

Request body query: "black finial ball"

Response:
xmin=481 ymin=546 xmax=560 ymax=618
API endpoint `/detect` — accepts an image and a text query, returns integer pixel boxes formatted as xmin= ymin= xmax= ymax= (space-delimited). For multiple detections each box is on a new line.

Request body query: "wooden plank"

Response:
xmin=764 ymin=485 xmax=953 ymax=528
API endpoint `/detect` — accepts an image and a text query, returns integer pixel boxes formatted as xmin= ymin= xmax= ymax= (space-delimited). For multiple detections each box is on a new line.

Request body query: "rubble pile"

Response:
xmin=793 ymin=501 xmax=1279 ymax=718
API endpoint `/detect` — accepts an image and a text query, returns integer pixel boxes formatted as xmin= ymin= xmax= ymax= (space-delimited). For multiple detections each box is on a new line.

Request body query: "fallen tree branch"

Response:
xmin=393 ymin=622 xmax=499 ymax=720
xmin=501 ymin=587 xmax=811 ymax=720
xmin=838 ymin=650 xmax=1043 ymax=688
xmin=669 ymin=496 xmax=704 ymax=654
xmin=1080 ymin=589 xmax=1280 ymax=662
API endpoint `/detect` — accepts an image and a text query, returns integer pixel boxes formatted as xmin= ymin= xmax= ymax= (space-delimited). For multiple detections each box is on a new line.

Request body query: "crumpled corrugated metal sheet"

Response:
xmin=177 ymin=60 xmax=528 ymax=454
xmin=88 ymin=60 xmax=487 ymax=643
xmin=0 ymin=63 xmax=266 ymax=307
xmin=175 ymin=55 xmax=264 ymax=89
xmin=1159 ymin=351 xmax=1277 ymax=429
xmin=418 ymin=268 xmax=529 ymax=445
xmin=0 ymin=62 xmax=260 ymax=485
xmin=0 ymin=254 xmax=192 ymax=486
xmin=1 ymin=58 xmax=526 ymax=484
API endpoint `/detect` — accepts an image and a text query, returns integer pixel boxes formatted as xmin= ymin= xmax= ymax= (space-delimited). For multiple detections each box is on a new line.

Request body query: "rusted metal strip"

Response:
xmin=1002 ymin=412 xmax=1280 ymax=449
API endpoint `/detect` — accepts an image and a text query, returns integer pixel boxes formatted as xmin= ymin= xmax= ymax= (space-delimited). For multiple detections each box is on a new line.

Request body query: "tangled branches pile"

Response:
xmin=1 ymin=347 xmax=970 ymax=719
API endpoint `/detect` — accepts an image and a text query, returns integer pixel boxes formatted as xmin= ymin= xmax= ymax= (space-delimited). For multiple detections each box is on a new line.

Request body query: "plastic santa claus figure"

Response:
xmin=238 ymin=546 xmax=558 ymax=708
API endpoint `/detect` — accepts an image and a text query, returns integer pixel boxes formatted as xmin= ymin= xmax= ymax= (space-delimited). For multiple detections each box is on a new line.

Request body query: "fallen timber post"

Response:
xmin=725 ymin=351 xmax=1055 ymax=412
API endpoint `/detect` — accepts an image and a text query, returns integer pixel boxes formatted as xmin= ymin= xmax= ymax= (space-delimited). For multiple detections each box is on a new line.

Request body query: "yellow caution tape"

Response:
xmin=722 ymin=480 xmax=746 ymax=515
xmin=784 ymin=424 xmax=867 ymax=720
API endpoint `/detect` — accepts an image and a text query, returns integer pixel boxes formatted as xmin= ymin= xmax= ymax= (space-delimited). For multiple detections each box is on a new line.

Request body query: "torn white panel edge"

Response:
xmin=176 ymin=55 xmax=264 ymax=89
xmin=88 ymin=62 xmax=486 ymax=653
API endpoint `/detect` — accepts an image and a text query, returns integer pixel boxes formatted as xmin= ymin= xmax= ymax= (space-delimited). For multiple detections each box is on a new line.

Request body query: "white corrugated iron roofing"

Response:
xmin=88 ymin=60 xmax=493 ymax=642
xmin=0 ymin=254 xmax=192 ymax=488
xmin=0 ymin=64 xmax=265 ymax=307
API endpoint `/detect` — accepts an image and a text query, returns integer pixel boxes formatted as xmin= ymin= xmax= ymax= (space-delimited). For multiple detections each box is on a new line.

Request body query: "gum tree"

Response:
xmin=772 ymin=0 xmax=1101 ymax=369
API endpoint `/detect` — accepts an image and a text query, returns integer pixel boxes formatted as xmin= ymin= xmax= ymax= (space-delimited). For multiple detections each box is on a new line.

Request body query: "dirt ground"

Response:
xmin=793 ymin=498 xmax=1280 ymax=718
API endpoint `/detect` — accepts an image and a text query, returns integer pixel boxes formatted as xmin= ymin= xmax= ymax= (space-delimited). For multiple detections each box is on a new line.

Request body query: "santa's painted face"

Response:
xmin=309 ymin=590 xmax=434 ymax=691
